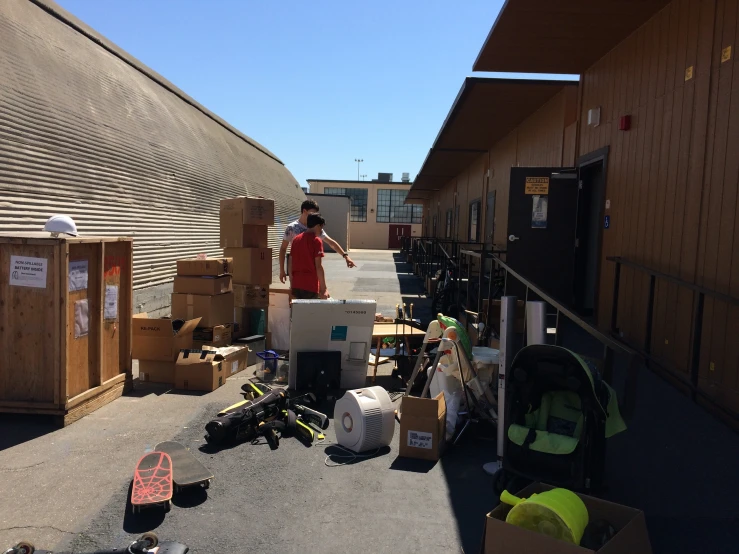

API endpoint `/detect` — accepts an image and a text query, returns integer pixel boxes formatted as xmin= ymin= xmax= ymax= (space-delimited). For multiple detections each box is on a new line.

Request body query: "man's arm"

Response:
xmin=322 ymin=235 xmax=356 ymax=268
xmin=315 ymin=257 xmax=328 ymax=298
xmin=279 ymin=239 xmax=289 ymax=283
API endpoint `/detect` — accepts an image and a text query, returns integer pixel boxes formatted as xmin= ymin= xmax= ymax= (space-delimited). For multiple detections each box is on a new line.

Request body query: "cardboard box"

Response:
xmin=220 ymin=223 xmax=269 ymax=249
xmin=193 ymin=323 xmax=232 ymax=348
xmin=398 ymin=392 xmax=447 ymax=461
xmin=176 ymin=257 xmax=232 ymax=277
xmin=138 ymin=360 xmax=175 ymax=384
xmin=480 ymin=482 xmax=652 ymax=554
xmin=174 ymin=346 xmax=249 ymax=392
xmin=223 ymin=248 xmax=273 ymax=285
xmin=132 ymin=314 xmax=201 ymax=362
xmin=220 ymin=196 xmax=275 ymax=226
xmin=173 ymin=275 xmax=233 ymax=296
xmin=234 ymin=284 xmax=269 ymax=308
xmin=171 ymin=292 xmax=235 ymax=328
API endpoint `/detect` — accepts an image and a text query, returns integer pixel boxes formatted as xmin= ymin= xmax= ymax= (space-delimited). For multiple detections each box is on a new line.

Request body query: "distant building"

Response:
xmin=301 ymin=187 xmax=309 ymax=194
xmin=307 ymin=173 xmax=421 ymax=250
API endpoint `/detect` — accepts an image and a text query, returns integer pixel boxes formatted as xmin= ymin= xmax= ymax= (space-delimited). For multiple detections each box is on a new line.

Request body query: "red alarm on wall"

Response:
xmin=619 ymin=115 xmax=631 ymax=131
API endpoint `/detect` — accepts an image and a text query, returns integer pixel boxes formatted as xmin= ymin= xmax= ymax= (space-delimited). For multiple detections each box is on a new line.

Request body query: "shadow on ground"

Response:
xmin=0 ymin=414 xmax=58 ymax=451
xmin=393 ymin=251 xmax=739 ymax=553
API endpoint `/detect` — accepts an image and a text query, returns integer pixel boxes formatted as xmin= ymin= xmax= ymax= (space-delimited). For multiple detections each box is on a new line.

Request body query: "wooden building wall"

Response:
xmin=426 ymin=87 xmax=576 ymax=247
xmin=579 ymin=0 xmax=739 ymax=414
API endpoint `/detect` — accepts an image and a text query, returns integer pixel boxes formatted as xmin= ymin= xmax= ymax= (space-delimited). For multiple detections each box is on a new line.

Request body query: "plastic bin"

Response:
xmin=256 ymin=350 xmax=279 ymax=381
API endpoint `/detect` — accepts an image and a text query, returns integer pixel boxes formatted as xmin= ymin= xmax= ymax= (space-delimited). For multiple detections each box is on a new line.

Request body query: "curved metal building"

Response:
xmin=0 ymin=0 xmax=305 ymax=313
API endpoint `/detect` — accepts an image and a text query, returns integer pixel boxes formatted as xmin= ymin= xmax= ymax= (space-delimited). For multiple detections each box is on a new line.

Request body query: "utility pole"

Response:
xmin=360 ymin=174 xmax=367 ymax=181
xmin=354 ymin=158 xmax=363 ymax=181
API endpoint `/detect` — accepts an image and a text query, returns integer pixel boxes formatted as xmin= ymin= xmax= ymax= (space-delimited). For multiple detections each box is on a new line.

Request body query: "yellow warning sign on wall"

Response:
xmin=525 ymin=177 xmax=550 ymax=195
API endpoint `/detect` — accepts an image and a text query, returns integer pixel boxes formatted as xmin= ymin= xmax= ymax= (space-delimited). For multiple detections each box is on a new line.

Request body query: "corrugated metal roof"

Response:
xmin=0 ymin=0 xmax=304 ymax=289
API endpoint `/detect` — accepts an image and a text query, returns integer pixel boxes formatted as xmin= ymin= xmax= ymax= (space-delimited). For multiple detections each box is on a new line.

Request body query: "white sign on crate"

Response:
xmin=9 ymin=255 xmax=48 ymax=289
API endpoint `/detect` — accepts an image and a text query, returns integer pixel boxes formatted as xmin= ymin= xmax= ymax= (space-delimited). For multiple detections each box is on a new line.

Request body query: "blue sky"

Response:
xmin=57 ymin=0 xmax=566 ymax=189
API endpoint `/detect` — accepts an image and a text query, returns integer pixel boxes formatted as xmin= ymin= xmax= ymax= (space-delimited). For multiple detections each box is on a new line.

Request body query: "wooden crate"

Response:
xmin=0 ymin=233 xmax=133 ymax=425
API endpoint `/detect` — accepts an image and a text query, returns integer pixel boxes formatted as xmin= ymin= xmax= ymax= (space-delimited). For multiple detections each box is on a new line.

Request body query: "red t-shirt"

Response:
xmin=290 ymin=231 xmax=324 ymax=293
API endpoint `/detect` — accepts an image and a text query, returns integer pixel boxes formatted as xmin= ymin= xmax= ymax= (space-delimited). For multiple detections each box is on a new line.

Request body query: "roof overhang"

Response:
xmin=408 ymin=77 xmax=578 ymax=200
xmin=473 ymin=0 xmax=671 ymax=74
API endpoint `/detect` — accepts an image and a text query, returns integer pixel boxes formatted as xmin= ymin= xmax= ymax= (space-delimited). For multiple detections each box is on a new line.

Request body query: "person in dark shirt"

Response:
xmin=290 ymin=213 xmax=329 ymax=299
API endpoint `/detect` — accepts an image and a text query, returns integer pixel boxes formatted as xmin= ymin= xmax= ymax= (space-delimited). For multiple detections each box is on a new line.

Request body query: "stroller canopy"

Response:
xmin=507 ymin=345 xmax=626 ymax=456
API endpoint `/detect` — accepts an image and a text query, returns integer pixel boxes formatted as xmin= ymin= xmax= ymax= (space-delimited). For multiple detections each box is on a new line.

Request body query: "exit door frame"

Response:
xmin=576 ymin=146 xmax=610 ymax=320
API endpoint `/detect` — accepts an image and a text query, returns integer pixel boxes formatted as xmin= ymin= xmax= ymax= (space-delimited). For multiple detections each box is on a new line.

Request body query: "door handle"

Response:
xmin=508 ymin=234 xmax=520 ymax=242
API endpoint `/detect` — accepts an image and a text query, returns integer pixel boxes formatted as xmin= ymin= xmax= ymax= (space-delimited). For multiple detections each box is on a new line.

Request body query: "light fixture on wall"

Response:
xmin=587 ymin=107 xmax=601 ymax=127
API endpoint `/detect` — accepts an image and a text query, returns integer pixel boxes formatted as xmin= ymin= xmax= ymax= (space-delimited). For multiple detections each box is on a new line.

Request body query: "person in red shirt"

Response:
xmin=290 ymin=213 xmax=329 ymax=299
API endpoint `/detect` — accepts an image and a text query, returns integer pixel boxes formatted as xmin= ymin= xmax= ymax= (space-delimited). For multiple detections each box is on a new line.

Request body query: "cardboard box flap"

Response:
xmin=175 ymin=318 xmax=201 ymax=336
xmin=133 ymin=315 xmax=201 ymax=338
xmin=177 ymin=349 xmax=224 ymax=365
xmin=402 ymin=392 xmax=446 ymax=418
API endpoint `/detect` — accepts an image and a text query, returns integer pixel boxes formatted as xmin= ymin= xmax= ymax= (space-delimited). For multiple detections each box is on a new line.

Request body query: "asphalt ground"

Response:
xmin=1 ymin=250 xmax=491 ymax=554
xmin=3 ymin=250 xmax=739 ymax=553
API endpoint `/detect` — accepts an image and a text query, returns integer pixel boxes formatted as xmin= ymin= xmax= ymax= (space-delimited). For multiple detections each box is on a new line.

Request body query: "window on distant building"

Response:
xmin=324 ymin=187 xmax=368 ymax=222
xmin=445 ymin=209 xmax=452 ymax=238
xmin=469 ymin=201 xmax=481 ymax=242
xmin=376 ymin=189 xmax=423 ymax=224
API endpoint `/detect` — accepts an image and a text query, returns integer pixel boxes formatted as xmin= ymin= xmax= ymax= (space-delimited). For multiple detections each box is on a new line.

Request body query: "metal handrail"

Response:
xmin=607 ymin=256 xmax=739 ymax=307
xmin=606 ymin=256 xmax=739 ymax=424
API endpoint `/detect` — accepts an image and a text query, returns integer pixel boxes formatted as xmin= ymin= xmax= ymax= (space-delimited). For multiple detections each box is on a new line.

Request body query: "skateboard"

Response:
xmin=155 ymin=441 xmax=213 ymax=492
xmin=131 ymin=451 xmax=173 ymax=513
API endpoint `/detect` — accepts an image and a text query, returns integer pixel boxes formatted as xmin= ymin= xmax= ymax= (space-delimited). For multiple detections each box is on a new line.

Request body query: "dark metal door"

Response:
xmin=388 ymin=224 xmax=411 ymax=248
xmin=485 ymin=190 xmax=496 ymax=248
xmin=506 ymin=167 xmax=579 ymax=305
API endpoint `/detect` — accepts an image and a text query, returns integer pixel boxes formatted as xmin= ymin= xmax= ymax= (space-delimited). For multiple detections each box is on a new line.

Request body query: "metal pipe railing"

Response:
xmin=606 ymin=256 xmax=739 ymax=424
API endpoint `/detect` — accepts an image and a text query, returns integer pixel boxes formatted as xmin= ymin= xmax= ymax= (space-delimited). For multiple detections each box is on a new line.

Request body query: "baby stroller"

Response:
xmin=494 ymin=345 xmax=625 ymax=494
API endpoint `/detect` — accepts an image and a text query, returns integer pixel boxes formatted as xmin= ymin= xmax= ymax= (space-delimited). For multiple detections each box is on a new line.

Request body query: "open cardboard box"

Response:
xmin=132 ymin=313 xmax=201 ymax=362
xmin=399 ymin=392 xmax=447 ymax=462
xmin=174 ymin=346 xmax=249 ymax=392
xmin=480 ymin=483 xmax=652 ymax=554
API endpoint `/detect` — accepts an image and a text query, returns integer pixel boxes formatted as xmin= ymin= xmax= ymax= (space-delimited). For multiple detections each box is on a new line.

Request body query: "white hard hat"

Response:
xmin=43 ymin=215 xmax=78 ymax=236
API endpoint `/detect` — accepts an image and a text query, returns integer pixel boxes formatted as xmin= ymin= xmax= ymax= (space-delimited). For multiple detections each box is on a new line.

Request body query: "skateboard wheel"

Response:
xmin=164 ymin=500 xmax=172 ymax=512
xmin=14 ymin=542 xmax=34 ymax=554
xmin=203 ymin=480 xmax=210 ymax=490
xmin=139 ymin=532 xmax=158 ymax=548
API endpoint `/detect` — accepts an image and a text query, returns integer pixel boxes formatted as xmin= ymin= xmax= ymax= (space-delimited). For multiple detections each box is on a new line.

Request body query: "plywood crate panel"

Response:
xmin=0 ymin=233 xmax=133 ymax=425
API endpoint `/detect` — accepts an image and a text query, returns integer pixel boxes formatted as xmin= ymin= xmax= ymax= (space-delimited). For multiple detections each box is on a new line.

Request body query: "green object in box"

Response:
xmin=250 ymin=309 xmax=266 ymax=335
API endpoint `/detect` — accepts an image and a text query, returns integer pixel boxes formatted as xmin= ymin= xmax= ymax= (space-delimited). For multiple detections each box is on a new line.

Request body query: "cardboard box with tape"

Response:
xmin=221 ymin=223 xmax=269 ymax=249
xmin=174 ymin=346 xmax=249 ymax=392
xmin=398 ymin=392 xmax=447 ymax=462
xmin=223 ymin=248 xmax=272 ymax=285
xmin=171 ymin=292 xmax=234 ymax=328
xmin=176 ymin=257 xmax=232 ymax=277
xmin=193 ymin=323 xmax=233 ymax=348
xmin=132 ymin=314 xmax=201 ymax=362
xmin=480 ymin=482 xmax=652 ymax=553
xmin=234 ymin=284 xmax=269 ymax=308
xmin=220 ymin=196 xmax=275 ymax=227
xmin=173 ymin=275 xmax=233 ymax=295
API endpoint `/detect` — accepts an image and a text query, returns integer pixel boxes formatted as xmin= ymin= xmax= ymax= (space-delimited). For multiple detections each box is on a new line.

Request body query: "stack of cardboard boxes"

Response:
xmin=172 ymin=257 xmax=235 ymax=348
xmin=219 ymin=196 xmax=274 ymax=339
